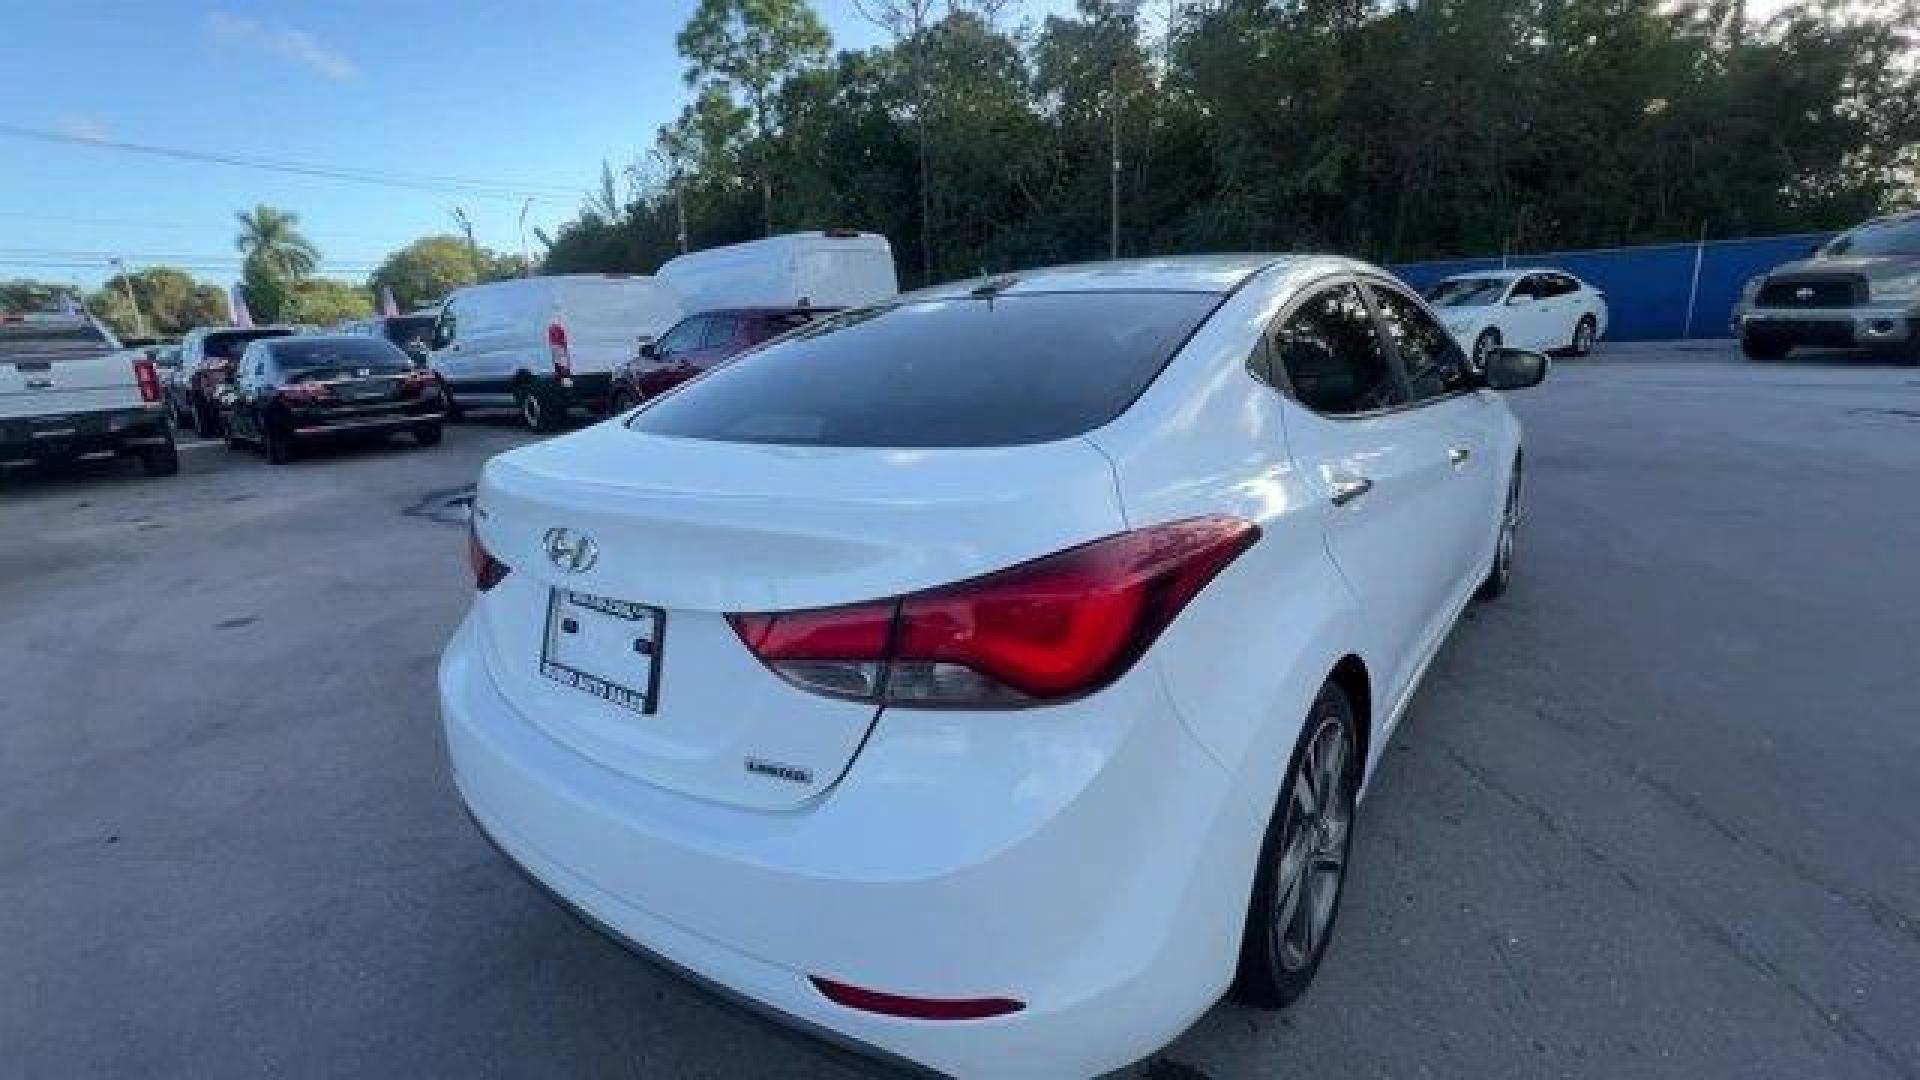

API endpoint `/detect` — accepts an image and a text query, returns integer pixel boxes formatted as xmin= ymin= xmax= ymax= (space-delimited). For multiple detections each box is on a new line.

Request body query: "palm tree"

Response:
xmin=233 ymin=204 xmax=320 ymax=280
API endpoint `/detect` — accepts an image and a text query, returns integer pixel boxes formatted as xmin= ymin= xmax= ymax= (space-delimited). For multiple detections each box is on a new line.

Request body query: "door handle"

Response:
xmin=1449 ymin=446 xmax=1472 ymax=467
xmin=1329 ymin=475 xmax=1373 ymax=507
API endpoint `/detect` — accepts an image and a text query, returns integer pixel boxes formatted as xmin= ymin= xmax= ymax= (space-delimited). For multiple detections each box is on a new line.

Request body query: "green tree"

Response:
xmin=368 ymin=234 xmax=522 ymax=310
xmin=289 ymin=278 xmax=375 ymax=326
xmin=234 ymin=204 xmax=320 ymax=279
xmin=88 ymin=266 xmax=227 ymax=338
xmin=241 ymin=250 xmax=293 ymax=324
xmin=677 ymin=0 xmax=832 ymax=233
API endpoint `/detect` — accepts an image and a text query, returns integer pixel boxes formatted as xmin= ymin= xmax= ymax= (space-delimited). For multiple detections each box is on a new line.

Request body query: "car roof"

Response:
xmin=905 ymin=254 xmax=1332 ymax=300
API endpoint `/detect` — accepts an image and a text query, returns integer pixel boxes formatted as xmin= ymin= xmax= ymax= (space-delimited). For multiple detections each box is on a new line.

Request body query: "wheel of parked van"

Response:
xmin=517 ymin=382 xmax=562 ymax=433
xmin=1478 ymin=455 xmax=1522 ymax=600
xmin=139 ymin=442 xmax=180 ymax=478
xmin=1740 ymin=332 xmax=1790 ymax=361
xmin=1473 ymin=328 xmax=1501 ymax=367
xmin=1232 ymin=679 xmax=1360 ymax=1009
xmin=1571 ymin=316 xmax=1597 ymax=356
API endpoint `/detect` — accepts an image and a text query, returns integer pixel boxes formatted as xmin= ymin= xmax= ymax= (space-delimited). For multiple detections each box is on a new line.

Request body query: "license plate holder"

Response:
xmin=539 ymin=589 xmax=664 ymax=715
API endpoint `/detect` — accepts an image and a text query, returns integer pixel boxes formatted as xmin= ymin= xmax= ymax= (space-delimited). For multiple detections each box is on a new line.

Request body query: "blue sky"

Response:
xmin=0 ymin=1 xmax=1072 ymax=292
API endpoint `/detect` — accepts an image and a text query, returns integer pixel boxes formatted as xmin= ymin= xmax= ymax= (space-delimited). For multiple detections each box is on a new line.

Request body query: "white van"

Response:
xmin=426 ymin=275 xmax=685 ymax=431
xmin=657 ymin=231 xmax=898 ymax=312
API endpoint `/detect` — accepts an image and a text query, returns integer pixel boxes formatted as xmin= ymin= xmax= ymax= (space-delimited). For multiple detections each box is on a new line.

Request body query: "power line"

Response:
xmin=0 ymin=123 xmax=585 ymax=204
xmin=0 ymin=210 xmax=400 ymax=242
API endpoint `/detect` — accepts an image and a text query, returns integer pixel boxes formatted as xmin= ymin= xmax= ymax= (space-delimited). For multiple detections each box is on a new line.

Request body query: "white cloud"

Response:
xmin=56 ymin=113 xmax=110 ymax=142
xmin=206 ymin=11 xmax=358 ymax=81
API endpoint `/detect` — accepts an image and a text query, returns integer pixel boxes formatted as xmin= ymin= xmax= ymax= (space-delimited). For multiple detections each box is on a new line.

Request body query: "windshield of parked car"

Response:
xmin=204 ymin=329 xmax=293 ymax=361
xmin=1820 ymin=217 xmax=1920 ymax=258
xmin=628 ymin=291 xmax=1220 ymax=447
xmin=1425 ymin=278 xmax=1511 ymax=307
xmin=269 ymin=338 xmax=411 ymax=373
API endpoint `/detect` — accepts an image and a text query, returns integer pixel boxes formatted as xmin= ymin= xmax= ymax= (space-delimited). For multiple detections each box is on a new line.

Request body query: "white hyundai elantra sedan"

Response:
xmin=441 ymin=254 xmax=1547 ymax=1078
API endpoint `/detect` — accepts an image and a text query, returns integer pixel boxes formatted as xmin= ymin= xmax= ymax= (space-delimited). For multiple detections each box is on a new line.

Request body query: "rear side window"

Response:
xmin=1366 ymin=283 xmax=1473 ymax=401
xmin=629 ymin=291 xmax=1219 ymax=447
xmin=1273 ymin=283 xmax=1402 ymax=415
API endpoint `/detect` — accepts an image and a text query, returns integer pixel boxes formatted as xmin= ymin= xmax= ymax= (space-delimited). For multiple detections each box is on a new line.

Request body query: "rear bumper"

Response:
xmin=0 ymin=406 xmax=170 ymax=463
xmin=289 ymin=411 xmax=443 ymax=437
xmin=439 ymin=613 xmax=1250 ymax=1078
xmin=554 ymin=371 xmax=613 ymax=411
xmin=1733 ymin=306 xmax=1915 ymax=346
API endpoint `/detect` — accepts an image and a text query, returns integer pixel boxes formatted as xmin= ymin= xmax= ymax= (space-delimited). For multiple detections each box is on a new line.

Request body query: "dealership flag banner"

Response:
xmin=230 ymin=284 xmax=253 ymax=329
xmin=379 ymin=286 xmax=400 ymax=318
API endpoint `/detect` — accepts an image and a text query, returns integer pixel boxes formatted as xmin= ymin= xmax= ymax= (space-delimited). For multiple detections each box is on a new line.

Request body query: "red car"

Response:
xmin=609 ymin=307 xmax=831 ymax=411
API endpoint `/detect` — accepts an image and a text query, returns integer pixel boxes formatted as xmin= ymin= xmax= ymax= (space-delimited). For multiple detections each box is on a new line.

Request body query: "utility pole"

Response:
xmin=674 ymin=171 xmax=690 ymax=254
xmin=108 ymin=257 xmax=147 ymax=338
xmin=517 ymin=198 xmax=534 ymax=277
xmin=1110 ymin=65 xmax=1122 ymax=260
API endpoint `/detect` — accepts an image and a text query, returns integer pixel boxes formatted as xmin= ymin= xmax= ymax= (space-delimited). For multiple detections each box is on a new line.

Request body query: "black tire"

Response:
xmin=1478 ymin=456 xmax=1522 ymax=600
xmin=1740 ymin=332 xmax=1791 ymax=361
xmin=1473 ymin=328 xmax=1502 ymax=367
xmin=439 ymin=379 xmax=465 ymax=423
xmin=191 ymin=396 xmax=221 ymax=437
xmin=1232 ymin=679 xmax=1361 ymax=1009
xmin=1571 ymin=315 xmax=1597 ymax=356
xmin=264 ymin=423 xmax=295 ymax=465
xmin=517 ymin=380 xmax=563 ymax=433
xmin=413 ymin=421 xmax=444 ymax=447
xmin=139 ymin=442 xmax=180 ymax=477
xmin=609 ymin=387 xmax=636 ymax=415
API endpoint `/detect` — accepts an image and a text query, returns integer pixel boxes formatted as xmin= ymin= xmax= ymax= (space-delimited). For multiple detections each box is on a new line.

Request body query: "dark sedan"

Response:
xmin=217 ymin=335 xmax=444 ymax=464
xmin=609 ymin=306 xmax=832 ymax=410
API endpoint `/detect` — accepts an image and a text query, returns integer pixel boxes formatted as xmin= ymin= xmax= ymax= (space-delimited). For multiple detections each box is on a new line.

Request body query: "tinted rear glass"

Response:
xmin=204 ymin=329 xmax=292 ymax=360
xmin=627 ymin=291 xmax=1219 ymax=447
xmin=383 ymin=316 xmax=436 ymax=346
xmin=0 ymin=319 xmax=111 ymax=361
xmin=268 ymin=337 xmax=410 ymax=372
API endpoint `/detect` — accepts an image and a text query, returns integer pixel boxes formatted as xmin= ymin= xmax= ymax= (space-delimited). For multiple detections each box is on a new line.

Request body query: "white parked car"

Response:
xmin=441 ymin=255 xmax=1548 ymax=1078
xmin=426 ymin=275 xmax=685 ymax=431
xmin=1424 ymin=268 xmax=1607 ymax=363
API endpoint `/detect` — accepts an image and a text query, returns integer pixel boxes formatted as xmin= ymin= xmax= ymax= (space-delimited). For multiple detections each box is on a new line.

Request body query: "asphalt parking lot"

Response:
xmin=4 ymin=344 xmax=1918 ymax=1079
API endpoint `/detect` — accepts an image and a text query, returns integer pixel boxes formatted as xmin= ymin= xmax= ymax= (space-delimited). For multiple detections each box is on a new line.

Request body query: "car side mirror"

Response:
xmin=635 ymin=335 xmax=657 ymax=359
xmin=1483 ymin=347 xmax=1549 ymax=390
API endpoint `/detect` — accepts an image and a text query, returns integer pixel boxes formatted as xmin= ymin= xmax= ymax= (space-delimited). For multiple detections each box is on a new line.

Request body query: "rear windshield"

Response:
xmin=627 ymin=291 xmax=1220 ymax=447
xmin=269 ymin=338 xmax=411 ymax=372
xmin=382 ymin=316 xmax=436 ymax=347
xmin=205 ymin=329 xmax=293 ymax=360
xmin=0 ymin=318 xmax=112 ymax=362
xmin=1426 ymin=278 xmax=1510 ymax=307
xmin=1821 ymin=217 xmax=1920 ymax=258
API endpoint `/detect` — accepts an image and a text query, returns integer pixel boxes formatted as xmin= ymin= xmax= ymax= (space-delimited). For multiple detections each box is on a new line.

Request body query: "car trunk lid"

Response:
xmin=469 ymin=420 xmax=1125 ymax=810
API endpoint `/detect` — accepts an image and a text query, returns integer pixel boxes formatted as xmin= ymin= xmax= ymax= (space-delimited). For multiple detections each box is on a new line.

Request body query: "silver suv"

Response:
xmin=1733 ymin=212 xmax=1920 ymax=364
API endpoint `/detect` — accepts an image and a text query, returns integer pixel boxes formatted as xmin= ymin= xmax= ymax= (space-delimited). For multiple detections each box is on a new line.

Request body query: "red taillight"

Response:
xmin=547 ymin=322 xmax=572 ymax=378
xmin=132 ymin=358 xmax=161 ymax=403
xmin=728 ymin=516 xmax=1257 ymax=707
xmin=809 ymin=976 xmax=1023 ymax=1020
xmin=401 ymin=370 xmax=439 ymax=397
xmin=468 ymin=523 xmax=510 ymax=591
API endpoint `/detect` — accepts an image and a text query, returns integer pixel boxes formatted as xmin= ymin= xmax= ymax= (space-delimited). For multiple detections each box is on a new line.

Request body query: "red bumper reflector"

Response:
xmin=809 ymin=976 xmax=1023 ymax=1020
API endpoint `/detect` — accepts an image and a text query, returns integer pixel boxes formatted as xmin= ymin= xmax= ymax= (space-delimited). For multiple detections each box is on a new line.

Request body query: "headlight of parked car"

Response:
xmin=1870 ymin=272 xmax=1920 ymax=305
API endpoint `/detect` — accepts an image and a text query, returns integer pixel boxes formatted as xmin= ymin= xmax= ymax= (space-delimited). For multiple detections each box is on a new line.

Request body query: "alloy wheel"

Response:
xmin=1273 ymin=711 xmax=1354 ymax=972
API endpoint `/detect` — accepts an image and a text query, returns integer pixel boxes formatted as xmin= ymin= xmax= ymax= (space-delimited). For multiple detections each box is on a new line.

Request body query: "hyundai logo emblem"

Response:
xmin=543 ymin=527 xmax=598 ymax=573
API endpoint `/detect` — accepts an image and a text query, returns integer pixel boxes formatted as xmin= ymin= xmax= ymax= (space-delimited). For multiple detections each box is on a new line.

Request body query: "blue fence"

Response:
xmin=1390 ymin=232 xmax=1833 ymax=342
